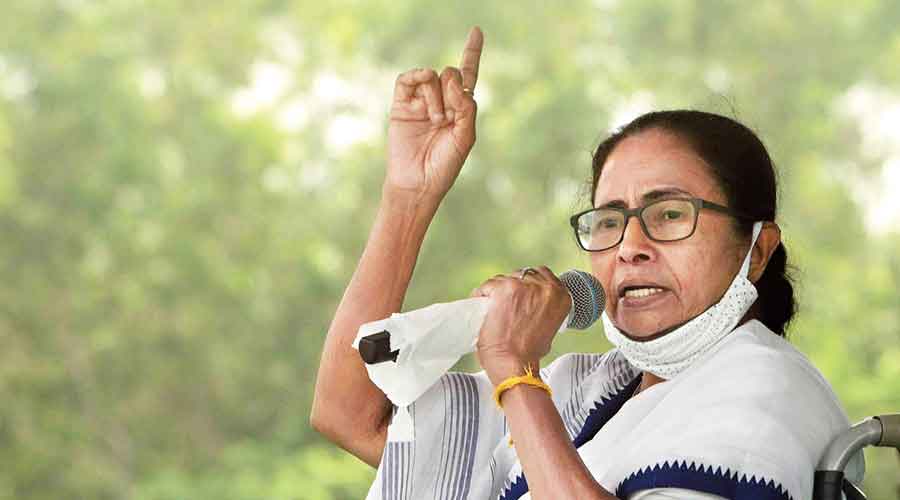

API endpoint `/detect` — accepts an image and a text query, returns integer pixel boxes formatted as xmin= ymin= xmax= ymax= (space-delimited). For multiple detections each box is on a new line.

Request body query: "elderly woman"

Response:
xmin=310 ymin=27 xmax=864 ymax=499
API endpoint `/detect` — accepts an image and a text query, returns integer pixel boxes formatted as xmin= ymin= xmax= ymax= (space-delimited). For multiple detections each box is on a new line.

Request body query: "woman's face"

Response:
xmin=591 ymin=128 xmax=749 ymax=340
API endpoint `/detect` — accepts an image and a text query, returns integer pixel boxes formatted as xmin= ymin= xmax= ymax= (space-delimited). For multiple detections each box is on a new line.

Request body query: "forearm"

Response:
xmin=501 ymin=382 xmax=618 ymax=500
xmin=310 ymin=187 xmax=441 ymax=461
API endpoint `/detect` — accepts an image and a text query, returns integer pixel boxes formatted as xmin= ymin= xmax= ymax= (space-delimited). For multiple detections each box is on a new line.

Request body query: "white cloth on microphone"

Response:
xmin=351 ymin=297 xmax=489 ymax=440
xmin=352 ymin=295 xmax=573 ymax=441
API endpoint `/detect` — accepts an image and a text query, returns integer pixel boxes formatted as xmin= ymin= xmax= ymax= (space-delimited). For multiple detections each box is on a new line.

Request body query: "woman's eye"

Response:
xmin=591 ymin=218 xmax=618 ymax=232
xmin=662 ymin=210 xmax=684 ymax=221
xmin=599 ymin=218 xmax=620 ymax=229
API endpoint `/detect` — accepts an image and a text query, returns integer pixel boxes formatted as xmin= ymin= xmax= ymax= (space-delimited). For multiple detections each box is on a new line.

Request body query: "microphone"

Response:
xmin=358 ymin=269 xmax=605 ymax=364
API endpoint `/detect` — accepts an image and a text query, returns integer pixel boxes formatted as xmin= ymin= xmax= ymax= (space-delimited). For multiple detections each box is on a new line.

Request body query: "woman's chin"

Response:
xmin=612 ymin=312 xmax=679 ymax=341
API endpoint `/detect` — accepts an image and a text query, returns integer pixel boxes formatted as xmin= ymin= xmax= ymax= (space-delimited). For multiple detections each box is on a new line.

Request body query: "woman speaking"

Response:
xmin=310 ymin=27 xmax=864 ymax=499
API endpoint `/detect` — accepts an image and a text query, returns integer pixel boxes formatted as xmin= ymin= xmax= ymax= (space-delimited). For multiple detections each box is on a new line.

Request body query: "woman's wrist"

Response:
xmin=495 ymin=368 xmax=551 ymax=409
xmin=499 ymin=377 xmax=552 ymax=406
xmin=381 ymin=183 xmax=445 ymax=213
xmin=485 ymin=356 xmax=541 ymax=388
xmin=374 ymin=186 xmax=443 ymax=244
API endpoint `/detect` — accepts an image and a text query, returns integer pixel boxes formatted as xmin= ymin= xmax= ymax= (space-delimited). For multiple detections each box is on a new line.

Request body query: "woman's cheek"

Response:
xmin=593 ymin=253 xmax=613 ymax=278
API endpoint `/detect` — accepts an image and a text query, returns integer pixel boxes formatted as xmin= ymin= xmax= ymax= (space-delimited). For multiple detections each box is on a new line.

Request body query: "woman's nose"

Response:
xmin=617 ymin=217 xmax=653 ymax=264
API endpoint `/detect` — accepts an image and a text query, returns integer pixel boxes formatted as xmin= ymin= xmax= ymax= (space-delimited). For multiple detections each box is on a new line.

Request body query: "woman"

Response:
xmin=310 ymin=27 xmax=864 ymax=499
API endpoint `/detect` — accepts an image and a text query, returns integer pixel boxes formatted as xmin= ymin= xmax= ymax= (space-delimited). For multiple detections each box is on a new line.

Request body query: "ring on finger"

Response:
xmin=519 ymin=267 xmax=537 ymax=280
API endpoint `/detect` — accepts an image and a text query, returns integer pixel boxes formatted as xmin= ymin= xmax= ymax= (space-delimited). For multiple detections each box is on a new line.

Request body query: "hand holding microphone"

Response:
xmin=470 ymin=266 xmax=602 ymax=386
xmin=354 ymin=268 xmax=605 ymax=408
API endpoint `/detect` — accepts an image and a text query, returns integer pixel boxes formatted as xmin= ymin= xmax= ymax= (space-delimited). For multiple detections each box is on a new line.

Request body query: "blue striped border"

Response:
xmin=431 ymin=373 xmax=480 ymax=500
xmin=382 ymin=440 xmax=414 ymax=500
xmin=499 ymin=373 xmax=641 ymax=500
xmin=572 ymin=373 xmax=641 ymax=448
xmin=615 ymin=460 xmax=792 ymax=500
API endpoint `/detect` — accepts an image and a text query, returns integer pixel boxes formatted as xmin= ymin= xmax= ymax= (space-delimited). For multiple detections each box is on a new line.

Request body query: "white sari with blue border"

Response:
xmin=364 ymin=319 xmax=864 ymax=500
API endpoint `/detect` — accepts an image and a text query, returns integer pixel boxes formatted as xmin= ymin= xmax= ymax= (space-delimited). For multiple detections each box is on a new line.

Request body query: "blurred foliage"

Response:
xmin=0 ymin=0 xmax=899 ymax=498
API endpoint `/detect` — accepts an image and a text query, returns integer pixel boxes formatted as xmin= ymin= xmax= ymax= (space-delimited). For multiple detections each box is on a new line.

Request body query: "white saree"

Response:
xmin=364 ymin=319 xmax=865 ymax=500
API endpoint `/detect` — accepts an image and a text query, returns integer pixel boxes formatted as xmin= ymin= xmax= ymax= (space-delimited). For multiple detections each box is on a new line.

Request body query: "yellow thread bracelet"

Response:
xmin=492 ymin=365 xmax=552 ymax=409
xmin=493 ymin=365 xmax=552 ymax=447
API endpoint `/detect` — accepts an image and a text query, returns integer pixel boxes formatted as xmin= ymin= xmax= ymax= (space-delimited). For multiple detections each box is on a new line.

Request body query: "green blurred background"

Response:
xmin=1 ymin=0 xmax=899 ymax=498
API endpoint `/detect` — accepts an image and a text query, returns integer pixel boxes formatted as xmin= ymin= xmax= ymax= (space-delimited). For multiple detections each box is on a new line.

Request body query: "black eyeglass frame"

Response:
xmin=569 ymin=197 xmax=755 ymax=252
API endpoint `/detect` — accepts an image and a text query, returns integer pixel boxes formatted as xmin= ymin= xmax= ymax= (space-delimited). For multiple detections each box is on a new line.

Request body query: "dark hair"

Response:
xmin=590 ymin=109 xmax=796 ymax=337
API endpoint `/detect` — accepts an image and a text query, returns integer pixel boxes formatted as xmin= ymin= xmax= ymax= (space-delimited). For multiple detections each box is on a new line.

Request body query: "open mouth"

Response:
xmin=620 ymin=286 xmax=667 ymax=299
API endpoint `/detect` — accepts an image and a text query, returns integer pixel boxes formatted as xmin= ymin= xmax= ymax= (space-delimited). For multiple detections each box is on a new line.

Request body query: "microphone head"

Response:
xmin=558 ymin=269 xmax=605 ymax=330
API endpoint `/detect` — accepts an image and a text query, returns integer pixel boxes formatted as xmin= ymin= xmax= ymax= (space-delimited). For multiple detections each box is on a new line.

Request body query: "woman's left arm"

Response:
xmin=471 ymin=266 xmax=618 ymax=500
xmin=501 ymin=379 xmax=618 ymax=499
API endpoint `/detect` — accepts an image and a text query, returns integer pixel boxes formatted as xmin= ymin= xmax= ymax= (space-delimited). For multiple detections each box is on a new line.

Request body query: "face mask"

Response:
xmin=602 ymin=221 xmax=764 ymax=380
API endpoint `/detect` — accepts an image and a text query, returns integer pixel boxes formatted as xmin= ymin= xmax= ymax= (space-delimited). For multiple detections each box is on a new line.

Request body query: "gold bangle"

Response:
xmin=492 ymin=365 xmax=552 ymax=409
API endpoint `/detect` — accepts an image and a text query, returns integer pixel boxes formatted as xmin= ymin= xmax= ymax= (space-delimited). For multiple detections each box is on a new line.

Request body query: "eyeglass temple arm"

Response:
xmin=698 ymin=199 xmax=755 ymax=220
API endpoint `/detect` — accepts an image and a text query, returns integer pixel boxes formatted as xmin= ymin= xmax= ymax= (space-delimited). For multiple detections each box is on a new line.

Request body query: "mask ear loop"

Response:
xmin=739 ymin=221 xmax=764 ymax=278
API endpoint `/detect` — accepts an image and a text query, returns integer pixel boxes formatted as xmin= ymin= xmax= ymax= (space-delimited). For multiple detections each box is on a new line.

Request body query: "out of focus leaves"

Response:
xmin=0 ymin=0 xmax=898 ymax=498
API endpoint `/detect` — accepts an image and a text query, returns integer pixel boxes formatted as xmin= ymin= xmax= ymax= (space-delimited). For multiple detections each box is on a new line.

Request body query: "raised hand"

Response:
xmin=384 ymin=26 xmax=483 ymax=202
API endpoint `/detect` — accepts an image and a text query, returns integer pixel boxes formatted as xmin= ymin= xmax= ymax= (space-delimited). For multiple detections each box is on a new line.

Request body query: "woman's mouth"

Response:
xmin=619 ymin=286 xmax=672 ymax=308
xmin=623 ymin=287 xmax=665 ymax=298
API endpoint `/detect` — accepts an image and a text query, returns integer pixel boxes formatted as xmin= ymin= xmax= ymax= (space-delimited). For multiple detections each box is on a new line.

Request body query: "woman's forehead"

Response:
xmin=594 ymin=131 xmax=723 ymax=206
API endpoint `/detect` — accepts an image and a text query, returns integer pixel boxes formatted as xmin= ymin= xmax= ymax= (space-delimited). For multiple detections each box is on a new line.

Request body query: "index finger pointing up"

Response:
xmin=459 ymin=26 xmax=484 ymax=91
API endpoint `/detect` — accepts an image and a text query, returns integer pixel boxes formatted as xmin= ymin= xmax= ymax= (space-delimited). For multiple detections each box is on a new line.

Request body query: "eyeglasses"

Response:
xmin=569 ymin=197 xmax=751 ymax=252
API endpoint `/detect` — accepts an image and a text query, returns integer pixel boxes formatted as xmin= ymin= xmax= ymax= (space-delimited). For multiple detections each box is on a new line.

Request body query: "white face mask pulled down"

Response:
xmin=602 ymin=221 xmax=764 ymax=380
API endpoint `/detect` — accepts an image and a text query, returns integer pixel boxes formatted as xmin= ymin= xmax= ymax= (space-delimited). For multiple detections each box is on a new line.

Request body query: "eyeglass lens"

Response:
xmin=576 ymin=199 xmax=697 ymax=251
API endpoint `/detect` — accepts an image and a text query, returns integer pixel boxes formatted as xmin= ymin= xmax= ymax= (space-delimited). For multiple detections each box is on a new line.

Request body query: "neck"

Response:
xmin=634 ymin=315 xmax=755 ymax=395
xmin=636 ymin=371 xmax=665 ymax=395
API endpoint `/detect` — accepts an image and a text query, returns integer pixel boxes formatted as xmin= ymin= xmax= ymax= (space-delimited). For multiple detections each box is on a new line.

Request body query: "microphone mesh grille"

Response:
xmin=559 ymin=270 xmax=605 ymax=330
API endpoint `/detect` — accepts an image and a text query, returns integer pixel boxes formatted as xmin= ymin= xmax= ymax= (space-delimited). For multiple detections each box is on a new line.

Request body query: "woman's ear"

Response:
xmin=749 ymin=222 xmax=781 ymax=283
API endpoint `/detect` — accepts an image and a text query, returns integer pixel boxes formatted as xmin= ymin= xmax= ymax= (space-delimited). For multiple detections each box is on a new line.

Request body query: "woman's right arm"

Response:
xmin=309 ymin=27 xmax=484 ymax=468
xmin=309 ymin=188 xmax=440 ymax=467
